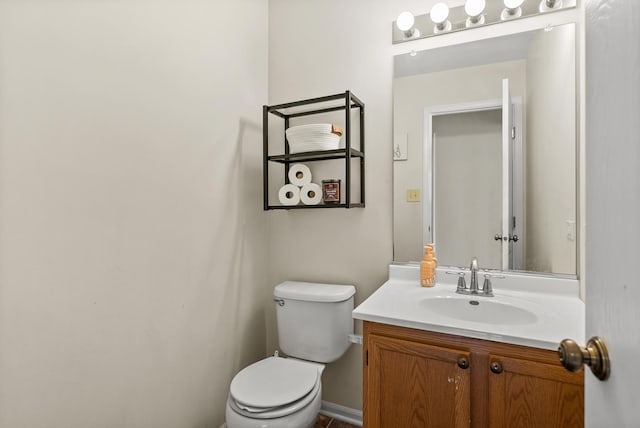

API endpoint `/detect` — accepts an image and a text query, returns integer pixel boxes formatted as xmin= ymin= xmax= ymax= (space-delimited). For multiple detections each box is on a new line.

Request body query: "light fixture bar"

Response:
xmin=392 ymin=0 xmax=576 ymax=44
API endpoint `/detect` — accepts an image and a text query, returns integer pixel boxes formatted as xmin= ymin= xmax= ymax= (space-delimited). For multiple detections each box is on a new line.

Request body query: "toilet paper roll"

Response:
xmin=300 ymin=183 xmax=323 ymax=205
xmin=278 ymin=184 xmax=301 ymax=206
xmin=287 ymin=163 xmax=312 ymax=187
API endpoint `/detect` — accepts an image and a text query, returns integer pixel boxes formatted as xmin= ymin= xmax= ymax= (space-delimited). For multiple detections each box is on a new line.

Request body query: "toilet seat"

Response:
xmin=228 ymin=376 xmax=321 ymax=419
xmin=228 ymin=356 xmax=321 ymax=419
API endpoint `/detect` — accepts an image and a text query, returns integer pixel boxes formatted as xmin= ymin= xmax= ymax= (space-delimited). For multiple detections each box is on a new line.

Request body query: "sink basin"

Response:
xmin=420 ymin=296 xmax=538 ymax=325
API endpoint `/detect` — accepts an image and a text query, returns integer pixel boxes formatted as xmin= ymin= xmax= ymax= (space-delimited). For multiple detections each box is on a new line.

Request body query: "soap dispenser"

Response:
xmin=420 ymin=244 xmax=437 ymax=287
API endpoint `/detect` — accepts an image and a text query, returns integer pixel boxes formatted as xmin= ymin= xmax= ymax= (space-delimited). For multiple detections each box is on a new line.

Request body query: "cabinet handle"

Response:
xmin=490 ymin=361 xmax=503 ymax=374
xmin=457 ymin=357 xmax=469 ymax=369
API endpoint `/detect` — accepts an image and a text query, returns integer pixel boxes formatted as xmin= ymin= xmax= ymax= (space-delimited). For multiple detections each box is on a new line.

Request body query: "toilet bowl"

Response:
xmin=225 ymin=281 xmax=355 ymax=428
xmin=225 ymin=356 xmax=324 ymax=428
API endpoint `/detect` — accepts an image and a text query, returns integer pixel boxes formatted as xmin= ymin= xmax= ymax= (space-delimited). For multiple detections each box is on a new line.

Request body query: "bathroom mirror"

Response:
xmin=393 ymin=23 xmax=577 ymax=276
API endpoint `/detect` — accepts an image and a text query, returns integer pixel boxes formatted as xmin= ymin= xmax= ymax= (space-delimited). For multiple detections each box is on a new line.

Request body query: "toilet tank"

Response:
xmin=274 ymin=281 xmax=355 ymax=363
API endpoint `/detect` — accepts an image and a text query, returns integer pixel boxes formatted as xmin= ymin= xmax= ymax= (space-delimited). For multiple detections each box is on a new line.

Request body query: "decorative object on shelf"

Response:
xmin=263 ymin=91 xmax=365 ymax=210
xmin=285 ymin=123 xmax=342 ymax=154
xmin=322 ymin=179 xmax=341 ymax=204
xmin=392 ymin=0 xmax=576 ymax=44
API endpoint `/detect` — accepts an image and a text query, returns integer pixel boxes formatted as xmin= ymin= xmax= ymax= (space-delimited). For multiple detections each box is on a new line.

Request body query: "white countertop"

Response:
xmin=352 ymin=263 xmax=585 ymax=350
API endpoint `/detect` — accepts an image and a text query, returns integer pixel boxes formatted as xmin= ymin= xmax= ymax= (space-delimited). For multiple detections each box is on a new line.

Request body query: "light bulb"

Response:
xmin=465 ymin=0 xmax=486 ymax=18
xmin=430 ymin=2 xmax=450 ymax=25
xmin=501 ymin=0 xmax=524 ymax=19
xmin=540 ymin=0 xmax=562 ymax=12
xmin=504 ymin=0 xmax=524 ymax=7
xmin=465 ymin=0 xmax=486 ymax=27
xmin=396 ymin=11 xmax=415 ymax=32
xmin=430 ymin=2 xmax=451 ymax=33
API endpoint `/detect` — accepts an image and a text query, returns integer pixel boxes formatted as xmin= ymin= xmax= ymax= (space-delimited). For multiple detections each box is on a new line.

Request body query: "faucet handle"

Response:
xmin=457 ymin=273 xmax=467 ymax=292
xmin=482 ymin=275 xmax=494 ymax=296
xmin=445 ymin=271 xmax=467 ymax=293
xmin=481 ymin=273 xmax=504 ymax=296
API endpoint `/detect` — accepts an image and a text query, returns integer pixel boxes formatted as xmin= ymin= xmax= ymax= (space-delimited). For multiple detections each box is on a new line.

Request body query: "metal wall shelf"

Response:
xmin=267 ymin=203 xmax=366 ymax=210
xmin=263 ymin=91 xmax=365 ymax=210
xmin=267 ymin=148 xmax=364 ymax=164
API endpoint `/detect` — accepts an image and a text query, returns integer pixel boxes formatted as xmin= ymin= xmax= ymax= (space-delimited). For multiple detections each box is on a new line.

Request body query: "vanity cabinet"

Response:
xmin=263 ymin=91 xmax=365 ymax=209
xmin=363 ymin=322 xmax=584 ymax=428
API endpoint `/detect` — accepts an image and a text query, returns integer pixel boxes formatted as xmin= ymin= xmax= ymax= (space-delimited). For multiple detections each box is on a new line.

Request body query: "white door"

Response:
xmin=584 ymin=0 xmax=640 ymax=426
xmin=501 ymin=78 xmax=514 ymax=269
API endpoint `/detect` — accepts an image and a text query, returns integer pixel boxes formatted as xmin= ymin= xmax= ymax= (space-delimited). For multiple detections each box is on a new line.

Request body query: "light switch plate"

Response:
xmin=407 ymin=189 xmax=420 ymax=202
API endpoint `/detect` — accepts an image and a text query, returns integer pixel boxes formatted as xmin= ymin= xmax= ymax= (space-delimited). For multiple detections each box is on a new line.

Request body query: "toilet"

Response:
xmin=225 ymin=281 xmax=355 ymax=428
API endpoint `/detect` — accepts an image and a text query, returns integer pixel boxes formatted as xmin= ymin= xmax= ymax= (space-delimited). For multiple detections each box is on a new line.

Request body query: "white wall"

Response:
xmin=525 ymin=24 xmax=576 ymax=274
xmin=267 ymin=0 xmax=406 ymax=410
xmin=0 ymin=1 xmax=268 ymax=427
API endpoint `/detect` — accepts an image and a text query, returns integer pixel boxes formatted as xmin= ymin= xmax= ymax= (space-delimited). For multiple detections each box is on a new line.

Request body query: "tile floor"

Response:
xmin=314 ymin=414 xmax=360 ymax=428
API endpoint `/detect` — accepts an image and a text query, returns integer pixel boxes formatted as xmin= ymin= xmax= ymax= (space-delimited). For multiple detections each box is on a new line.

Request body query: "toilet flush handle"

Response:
xmin=273 ymin=298 xmax=285 ymax=307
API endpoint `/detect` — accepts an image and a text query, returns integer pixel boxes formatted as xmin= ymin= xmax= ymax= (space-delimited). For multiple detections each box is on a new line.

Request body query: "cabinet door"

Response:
xmin=487 ymin=353 xmax=584 ymax=428
xmin=366 ymin=334 xmax=471 ymax=428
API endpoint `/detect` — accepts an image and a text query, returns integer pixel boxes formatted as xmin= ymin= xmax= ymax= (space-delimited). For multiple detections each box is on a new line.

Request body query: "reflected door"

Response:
xmin=425 ymin=92 xmax=523 ymax=270
xmin=432 ymin=109 xmax=503 ymax=269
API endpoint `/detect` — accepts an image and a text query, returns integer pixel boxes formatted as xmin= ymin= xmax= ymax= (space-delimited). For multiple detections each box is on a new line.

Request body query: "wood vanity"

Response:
xmin=362 ymin=321 xmax=584 ymax=428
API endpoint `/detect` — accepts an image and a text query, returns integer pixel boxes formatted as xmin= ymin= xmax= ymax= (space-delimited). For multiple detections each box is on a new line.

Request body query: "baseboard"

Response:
xmin=320 ymin=401 xmax=363 ymax=427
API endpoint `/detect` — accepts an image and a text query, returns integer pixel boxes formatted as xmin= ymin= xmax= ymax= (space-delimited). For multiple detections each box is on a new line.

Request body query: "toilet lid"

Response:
xmin=229 ymin=357 xmax=319 ymax=409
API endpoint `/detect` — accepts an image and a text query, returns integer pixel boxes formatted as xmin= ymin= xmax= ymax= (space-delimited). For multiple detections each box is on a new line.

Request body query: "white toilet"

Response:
xmin=225 ymin=281 xmax=355 ymax=428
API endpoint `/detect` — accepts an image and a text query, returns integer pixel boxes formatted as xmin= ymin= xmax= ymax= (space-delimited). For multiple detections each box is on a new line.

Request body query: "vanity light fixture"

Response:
xmin=540 ymin=0 xmax=562 ymax=12
xmin=430 ymin=2 xmax=452 ymax=33
xmin=465 ymin=0 xmax=486 ymax=27
xmin=396 ymin=11 xmax=418 ymax=38
xmin=391 ymin=0 xmax=576 ymax=44
xmin=501 ymin=0 xmax=524 ymax=20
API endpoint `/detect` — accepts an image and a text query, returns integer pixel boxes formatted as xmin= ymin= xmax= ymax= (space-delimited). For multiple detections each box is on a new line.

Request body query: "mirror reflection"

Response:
xmin=393 ymin=23 xmax=577 ymax=276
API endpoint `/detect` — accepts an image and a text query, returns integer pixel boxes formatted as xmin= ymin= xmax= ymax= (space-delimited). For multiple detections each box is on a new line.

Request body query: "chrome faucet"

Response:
xmin=469 ymin=257 xmax=479 ymax=294
xmin=446 ymin=257 xmax=502 ymax=297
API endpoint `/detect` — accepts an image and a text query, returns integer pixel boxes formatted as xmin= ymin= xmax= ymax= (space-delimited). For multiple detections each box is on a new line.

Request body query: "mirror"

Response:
xmin=393 ymin=23 xmax=577 ymax=276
